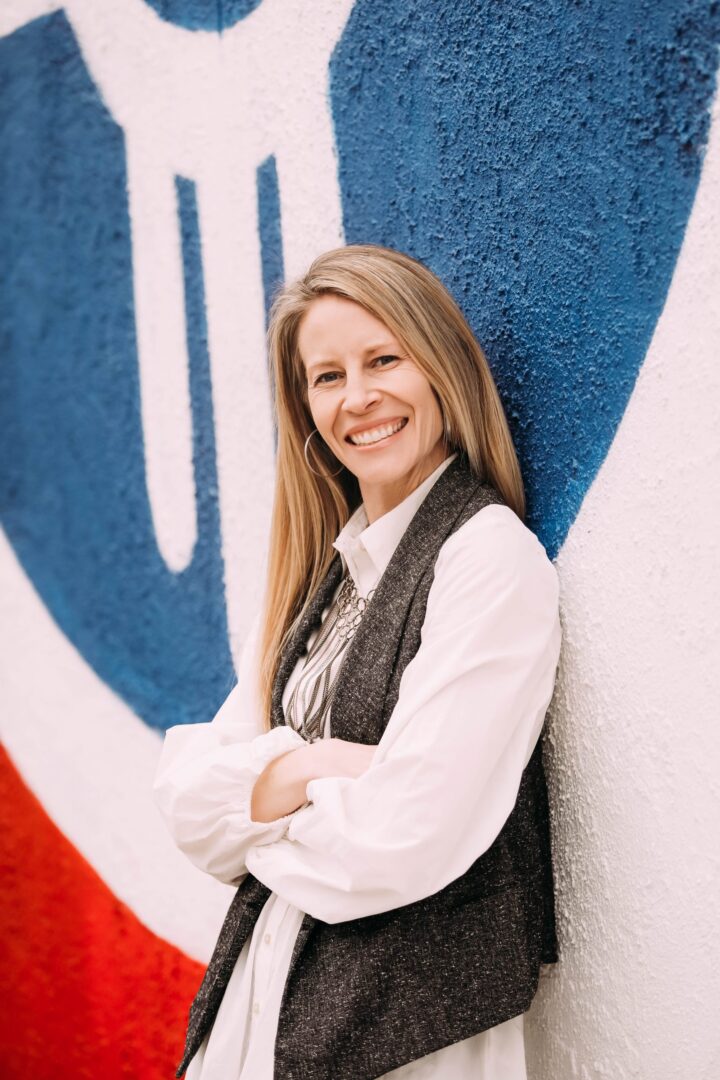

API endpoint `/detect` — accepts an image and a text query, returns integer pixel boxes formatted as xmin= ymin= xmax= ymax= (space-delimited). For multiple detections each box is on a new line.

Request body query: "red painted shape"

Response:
xmin=0 ymin=744 xmax=206 ymax=1079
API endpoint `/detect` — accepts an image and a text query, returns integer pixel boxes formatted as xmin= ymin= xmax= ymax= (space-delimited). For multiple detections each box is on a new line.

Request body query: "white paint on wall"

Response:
xmin=0 ymin=0 xmax=59 ymax=35
xmin=526 ymin=95 xmax=720 ymax=1080
xmin=125 ymin=137 xmax=197 ymax=573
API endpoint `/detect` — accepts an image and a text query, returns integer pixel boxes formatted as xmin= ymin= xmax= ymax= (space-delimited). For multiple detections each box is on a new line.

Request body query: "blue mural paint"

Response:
xmin=257 ymin=153 xmax=286 ymax=331
xmin=0 ymin=13 xmax=233 ymax=730
xmin=141 ymin=0 xmax=262 ymax=33
xmin=0 ymin=3 xmax=718 ymax=736
xmin=175 ymin=175 xmax=236 ymax=702
xmin=330 ymin=0 xmax=719 ymax=556
xmin=257 ymin=153 xmax=285 ymax=446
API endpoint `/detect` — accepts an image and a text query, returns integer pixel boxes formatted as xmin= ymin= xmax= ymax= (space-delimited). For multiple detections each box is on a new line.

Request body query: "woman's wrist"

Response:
xmin=250 ymin=744 xmax=314 ymax=824
xmin=249 ymin=739 xmax=376 ymax=824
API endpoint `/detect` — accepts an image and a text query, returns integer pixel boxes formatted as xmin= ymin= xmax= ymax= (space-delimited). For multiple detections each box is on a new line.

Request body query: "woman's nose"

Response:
xmin=342 ymin=371 xmax=381 ymax=412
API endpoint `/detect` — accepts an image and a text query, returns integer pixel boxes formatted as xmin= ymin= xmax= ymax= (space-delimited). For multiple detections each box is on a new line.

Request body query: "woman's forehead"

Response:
xmin=297 ymin=296 xmax=398 ymax=369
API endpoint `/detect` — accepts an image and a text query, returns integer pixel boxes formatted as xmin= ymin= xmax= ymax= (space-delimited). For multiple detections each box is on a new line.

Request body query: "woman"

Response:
xmin=154 ymin=243 xmax=562 ymax=1079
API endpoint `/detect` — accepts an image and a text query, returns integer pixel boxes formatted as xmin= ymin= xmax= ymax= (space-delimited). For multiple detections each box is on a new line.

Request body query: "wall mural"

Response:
xmin=1 ymin=1 xmax=718 ymax=1076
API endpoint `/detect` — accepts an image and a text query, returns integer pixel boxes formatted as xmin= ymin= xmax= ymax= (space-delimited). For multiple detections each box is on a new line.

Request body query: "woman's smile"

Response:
xmin=345 ymin=416 xmax=408 ymax=447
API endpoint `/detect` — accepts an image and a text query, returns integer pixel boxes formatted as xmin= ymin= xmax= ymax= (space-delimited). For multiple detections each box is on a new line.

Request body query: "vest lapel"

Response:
xmin=269 ymin=457 xmax=489 ymax=1031
xmin=329 ymin=455 xmax=482 ymax=743
xmin=270 ymin=554 xmax=344 ymax=728
xmin=271 ymin=457 xmax=483 ymax=741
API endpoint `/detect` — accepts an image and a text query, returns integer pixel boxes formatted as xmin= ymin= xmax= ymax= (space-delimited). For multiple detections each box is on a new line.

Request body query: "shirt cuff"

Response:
xmin=153 ymin=721 xmax=309 ymax=885
xmin=246 ymin=725 xmax=310 ymax=839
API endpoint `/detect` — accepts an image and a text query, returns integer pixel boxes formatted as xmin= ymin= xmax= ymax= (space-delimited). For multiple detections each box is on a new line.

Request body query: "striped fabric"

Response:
xmin=284 ymin=574 xmax=374 ymax=743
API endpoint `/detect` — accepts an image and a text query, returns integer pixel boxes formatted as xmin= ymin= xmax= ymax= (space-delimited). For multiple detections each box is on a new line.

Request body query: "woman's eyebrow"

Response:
xmin=305 ymin=358 xmax=339 ymax=379
xmin=361 ymin=341 xmax=398 ymax=355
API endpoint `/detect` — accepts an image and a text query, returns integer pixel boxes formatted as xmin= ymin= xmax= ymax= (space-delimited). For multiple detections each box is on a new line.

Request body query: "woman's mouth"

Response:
xmin=346 ymin=418 xmax=408 ymax=448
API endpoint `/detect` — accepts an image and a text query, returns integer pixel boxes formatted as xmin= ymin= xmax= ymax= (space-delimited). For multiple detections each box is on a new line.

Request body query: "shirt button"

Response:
xmin=252 ymin=1001 xmax=260 ymax=1015
xmin=264 ymin=933 xmax=272 ymax=945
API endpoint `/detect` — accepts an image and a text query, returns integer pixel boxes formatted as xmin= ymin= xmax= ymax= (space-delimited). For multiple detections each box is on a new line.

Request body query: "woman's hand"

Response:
xmin=250 ymin=738 xmax=376 ymax=824
xmin=303 ymin=738 xmax=377 ymax=781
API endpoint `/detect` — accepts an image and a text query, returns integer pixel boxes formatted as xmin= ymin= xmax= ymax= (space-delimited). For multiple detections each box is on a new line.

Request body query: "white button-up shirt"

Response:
xmin=154 ymin=455 xmax=561 ymax=1079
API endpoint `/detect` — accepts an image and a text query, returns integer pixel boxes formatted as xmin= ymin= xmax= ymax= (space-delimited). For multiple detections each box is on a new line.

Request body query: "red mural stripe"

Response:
xmin=0 ymin=744 xmax=205 ymax=1079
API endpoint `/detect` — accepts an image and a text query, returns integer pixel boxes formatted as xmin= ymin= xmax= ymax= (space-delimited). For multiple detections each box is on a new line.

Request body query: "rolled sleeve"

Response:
xmin=153 ymin=613 xmax=308 ymax=886
xmin=154 ymin=719 xmax=307 ymax=886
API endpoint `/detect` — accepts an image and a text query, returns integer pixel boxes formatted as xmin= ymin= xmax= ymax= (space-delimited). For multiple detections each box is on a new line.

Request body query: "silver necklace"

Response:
xmin=285 ymin=574 xmax=374 ymax=741
xmin=334 ymin=574 xmax=375 ymax=642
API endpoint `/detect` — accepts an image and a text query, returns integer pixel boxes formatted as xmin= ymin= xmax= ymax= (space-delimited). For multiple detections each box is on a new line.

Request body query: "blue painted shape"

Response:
xmin=0 ymin=3 xmax=718 ymax=737
xmin=257 ymin=153 xmax=285 ymax=446
xmin=141 ymin=0 xmax=262 ymax=32
xmin=257 ymin=153 xmax=286 ymax=331
xmin=0 ymin=12 xmax=235 ymax=730
xmin=330 ymin=0 xmax=719 ymax=557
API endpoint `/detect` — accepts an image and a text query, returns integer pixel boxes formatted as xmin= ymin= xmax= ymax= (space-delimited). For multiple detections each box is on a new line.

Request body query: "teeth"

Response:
xmin=348 ymin=419 xmax=407 ymax=446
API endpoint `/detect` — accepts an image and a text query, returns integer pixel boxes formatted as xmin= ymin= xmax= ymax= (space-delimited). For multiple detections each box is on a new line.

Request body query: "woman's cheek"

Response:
xmin=309 ymin=400 xmax=337 ymax=450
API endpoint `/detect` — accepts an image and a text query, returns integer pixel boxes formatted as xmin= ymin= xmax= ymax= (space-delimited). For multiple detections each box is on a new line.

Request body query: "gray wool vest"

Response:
xmin=177 ymin=455 xmax=557 ymax=1080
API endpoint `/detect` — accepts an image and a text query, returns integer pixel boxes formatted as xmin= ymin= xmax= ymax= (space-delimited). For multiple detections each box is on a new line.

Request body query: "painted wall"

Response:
xmin=0 ymin=2 xmax=718 ymax=1077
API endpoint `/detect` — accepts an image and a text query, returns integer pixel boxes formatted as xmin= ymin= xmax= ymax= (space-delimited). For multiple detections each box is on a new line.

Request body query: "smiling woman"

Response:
xmin=154 ymin=243 xmax=561 ymax=1079
xmin=259 ymin=244 xmax=528 ymax=721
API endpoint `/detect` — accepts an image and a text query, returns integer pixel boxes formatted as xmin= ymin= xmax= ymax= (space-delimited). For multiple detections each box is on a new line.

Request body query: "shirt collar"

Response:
xmin=333 ymin=453 xmax=457 ymax=595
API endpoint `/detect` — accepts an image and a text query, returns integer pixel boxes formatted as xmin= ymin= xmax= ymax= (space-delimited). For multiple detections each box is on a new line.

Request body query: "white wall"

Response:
xmin=526 ymin=97 xmax=720 ymax=1080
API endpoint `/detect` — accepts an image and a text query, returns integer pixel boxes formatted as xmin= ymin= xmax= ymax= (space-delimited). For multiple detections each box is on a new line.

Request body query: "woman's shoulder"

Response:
xmin=433 ymin=500 xmax=558 ymax=598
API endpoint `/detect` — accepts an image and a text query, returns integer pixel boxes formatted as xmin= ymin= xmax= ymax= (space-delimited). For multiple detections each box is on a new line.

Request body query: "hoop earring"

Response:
xmin=303 ymin=429 xmax=344 ymax=478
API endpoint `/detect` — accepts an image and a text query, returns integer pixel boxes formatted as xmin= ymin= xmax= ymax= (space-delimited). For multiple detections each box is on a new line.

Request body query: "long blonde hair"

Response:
xmin=259 ymin=243 xmax=524 ymax=728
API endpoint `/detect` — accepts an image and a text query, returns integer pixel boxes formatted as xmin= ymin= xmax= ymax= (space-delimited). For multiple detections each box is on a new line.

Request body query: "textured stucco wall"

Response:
xmin=0 ymin=2 xmax=718 ymax=1077
xmin=525 ymin=94 xmax=720 ymax=1080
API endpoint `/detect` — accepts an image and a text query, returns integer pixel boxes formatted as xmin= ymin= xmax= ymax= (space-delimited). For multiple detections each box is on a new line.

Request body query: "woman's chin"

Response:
xmin=352 ymin=456 xmax=420 ymax=493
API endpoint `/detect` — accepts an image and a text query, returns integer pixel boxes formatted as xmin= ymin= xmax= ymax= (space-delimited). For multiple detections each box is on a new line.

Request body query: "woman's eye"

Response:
xmin=373 ymin=355 xmax=399 ymax=367
xmin=313 ymin=371 xmax=340 ymax=386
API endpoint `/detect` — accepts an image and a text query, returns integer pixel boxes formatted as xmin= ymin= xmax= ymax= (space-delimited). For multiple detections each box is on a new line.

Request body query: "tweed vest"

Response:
xmin=177 ymin=455 xmax=557 ymax=1080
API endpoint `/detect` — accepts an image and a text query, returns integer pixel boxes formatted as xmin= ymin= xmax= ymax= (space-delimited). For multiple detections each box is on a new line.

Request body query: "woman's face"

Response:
xmin=298 ymin=294 xmax=447 ymax=522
